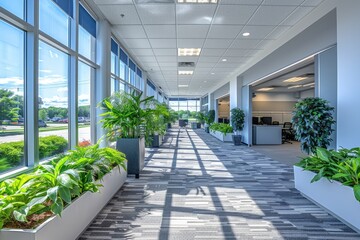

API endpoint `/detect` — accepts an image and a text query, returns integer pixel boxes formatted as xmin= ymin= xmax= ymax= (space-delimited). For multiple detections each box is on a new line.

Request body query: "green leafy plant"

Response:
xmin=143 ymin=101 xmax=169 ymax=146
xmin=0 ymin=143 xmax=126 ymax=229
xmin=292 ymin=97 xmax=335 ymax=155
xmin=100 ymin=91 xmax=154 ymax=140
xmin=296 ymin=146 xmax=360 ymax=202
xmin=204 ymin=110 xmax=215 ymax=125
xmin=209 ymin=123 xmax=233 ymax=135
xmin=230 ymin=108 xmax=245 ymax=134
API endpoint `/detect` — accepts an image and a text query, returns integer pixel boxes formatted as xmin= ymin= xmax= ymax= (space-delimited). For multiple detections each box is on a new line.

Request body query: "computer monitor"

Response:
xmin=261 ymin=117 xmax=272 ymax=125
xmin=252 ymin=117 xmax=259 ymax=125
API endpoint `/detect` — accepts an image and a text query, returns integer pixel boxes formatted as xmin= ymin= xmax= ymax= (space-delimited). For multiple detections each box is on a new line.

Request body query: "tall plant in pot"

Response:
xmin=100 ymin=90 xmax=154 ymax=178
xmin=144 ymin=101 xmax=169 ymax=148
xmin=230 ymin=108 xmax=245 ymax=145
xmin=204 ymin=110 xmax=215 ymax=133
xmin=292 ymin=97 xmax=335 ymax=155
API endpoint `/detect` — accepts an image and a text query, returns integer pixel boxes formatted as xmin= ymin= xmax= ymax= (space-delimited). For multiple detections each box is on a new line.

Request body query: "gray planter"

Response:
xmin=117 ymin=137 xmax=145 ymax=178
xmin=191 ymin=122 xmax=198 ymax=129
xmin=205 ymin=126 xmax=209 ymax=133
xmin=232 ymin=135 xmax=242 ymax=145
xmin=151 ymin=134 xmax=161 ymax=148
xmin=167 ymin=123 xmax=172 ymax=129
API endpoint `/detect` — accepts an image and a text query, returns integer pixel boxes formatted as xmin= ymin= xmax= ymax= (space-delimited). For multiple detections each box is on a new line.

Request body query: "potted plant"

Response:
xmin=204 ymin=110 xmax=215 ymax=133
xmin=209 ymin=123 xmax=233 ymax=142
xmin=164 ymin=109 xmax=177 ymax=129
xmin=195 ymin=112 xmax=205 ymax=129
xmin=144 ymin=101 xmax=169 ymax=148
xmin=100 ymin=90 xmax=154 ymax=178
xmin=292 ymin=97 xmax=335 ymax=155
xmin=230 ymin=108 xmax=245 ymax=145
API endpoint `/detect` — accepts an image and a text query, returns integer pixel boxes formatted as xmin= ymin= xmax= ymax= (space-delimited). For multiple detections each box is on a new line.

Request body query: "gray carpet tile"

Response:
xmin=80 ymin=128 xmax=360 ymax=240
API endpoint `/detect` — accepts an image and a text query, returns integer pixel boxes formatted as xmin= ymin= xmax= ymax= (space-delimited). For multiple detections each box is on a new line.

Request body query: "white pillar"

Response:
xmin=93 ymin=20 xmax=111 ymax=147
xmin=229 ymin=76 xmax=243 ymax=110
xmin=336 ymin=0 xmax=360 ymax=148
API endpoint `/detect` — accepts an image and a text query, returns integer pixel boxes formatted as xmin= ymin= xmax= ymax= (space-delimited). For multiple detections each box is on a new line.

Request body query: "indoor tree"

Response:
xmin=230 ymin=108 xmax=245 ymax=145
xmin=292 ymin=97 xmax=335 ymax=155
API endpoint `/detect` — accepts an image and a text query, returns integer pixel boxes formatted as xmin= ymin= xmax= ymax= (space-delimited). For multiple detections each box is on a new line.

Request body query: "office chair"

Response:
xmin=272 ymin=121 xmax=279 ymax=125
xmin=282 ymin=122 xmax=294 ymax=144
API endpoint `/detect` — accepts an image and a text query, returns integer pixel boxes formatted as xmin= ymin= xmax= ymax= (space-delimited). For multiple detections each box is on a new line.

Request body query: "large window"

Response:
xmin=0 ymin=20 xmax=25 ymax=173
xmin=38 ymin=41 xmax=69 ymax=159
xmin=39 ymin=0 xmax=71 ymax=47
xmin=0 ymin=0 xmax=25 ymax=19
xmin=78 ymin=4 xmax=96 ymax=61
xmin=147 ymin=80 xmax=156 ymax=97
xmin=119 ymin=48 xmax=128 ymax=82
xmin=78 ymin=61 xmax=92 ymax=144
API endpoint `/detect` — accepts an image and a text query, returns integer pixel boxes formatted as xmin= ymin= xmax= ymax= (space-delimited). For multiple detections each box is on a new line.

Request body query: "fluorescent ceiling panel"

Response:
xmin=178 ymin=48 xmax=201 ymax=56
xmin=178 ymin=0 xmax=217 ymax=3
xmin=178 ymin=70 xmax=194 ymax=75
xmin=283 ymin=76 xmax=307 ymax=83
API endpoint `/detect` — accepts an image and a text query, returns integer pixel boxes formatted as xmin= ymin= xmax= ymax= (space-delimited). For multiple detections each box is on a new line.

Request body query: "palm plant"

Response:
xmin=100 ymin=91 xmax=154 ymax=140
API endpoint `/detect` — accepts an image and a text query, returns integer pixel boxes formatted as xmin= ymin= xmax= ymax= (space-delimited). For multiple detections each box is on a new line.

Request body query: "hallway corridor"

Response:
xmin=80 ymin=128 xmax=359 ymax=240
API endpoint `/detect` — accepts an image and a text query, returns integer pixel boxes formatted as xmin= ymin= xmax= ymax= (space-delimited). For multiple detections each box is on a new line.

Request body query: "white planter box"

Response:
xmin=210 ymin=130 xmax=233 ymax=142
xmin=294 ymin=166 xmax=360 ymax=233
xmin=0 ymin=164 xmax=127 ymax=240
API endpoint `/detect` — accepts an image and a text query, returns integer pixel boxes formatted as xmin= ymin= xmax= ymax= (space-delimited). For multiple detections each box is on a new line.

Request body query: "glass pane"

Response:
xmin=78 ymin=62 xmax=92 ymax=146
xmin=79 ymin=26 xmax=95 ymax=61
xmin=110 ymin=78 xmax=115 ymax=94
xmin=111 ymin=52 xmax=116 ymax=75
xmin=39 ymin=0 xmax=70 ymax=46
xmin=129 ymin=69 xmax=135 ymax=85
xmin=0 ymin=20 xmax=25 ymax=173
xmin=38 ymin=41 xmax=69 ymax=160
xmin=0 ymin=0 xmax=25 ymax=19
xmin=120 ymin=82 xmax=125 ymax=92
xmin=120 ymin=61 xmax=127 ymax=81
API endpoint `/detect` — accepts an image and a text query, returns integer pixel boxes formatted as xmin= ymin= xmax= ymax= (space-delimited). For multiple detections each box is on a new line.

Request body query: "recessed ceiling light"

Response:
xmin=242 ymin=32 xmax=250 ymax=37
xmin=178 ymin=70 xmax=193 ymax=75
xmin=178 ymin=48 xmax=201 ymax=56
xmin=221 ymin=58 xmax=227 ymax=62
xmin=177 ymin=0 xmax=218 ymax=3
xmin=288 ymin=85 xmax=303 ymax=89
xmin=283 ymin=77 xmax=307 ymax=83
xmin=211 ymin=72 xmax=215 ymax=75
xmin=178 ymin=84 xmax=189 ymax=87
xmin=257 ymin=87 xmax=274 ymax=91
xmin=204 ymin=80 xmax=207 ymax=82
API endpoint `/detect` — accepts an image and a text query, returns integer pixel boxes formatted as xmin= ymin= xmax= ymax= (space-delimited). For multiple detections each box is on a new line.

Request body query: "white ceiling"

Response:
xmin=93 ymin=0 xmax=325 ymax=97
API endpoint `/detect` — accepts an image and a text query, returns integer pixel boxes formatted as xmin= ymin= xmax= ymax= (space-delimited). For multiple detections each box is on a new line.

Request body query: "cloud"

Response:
xmin=57 ymin=87 xmax=68 ymax=93
xmin=0 ymin=77 xmax=24 ymax=86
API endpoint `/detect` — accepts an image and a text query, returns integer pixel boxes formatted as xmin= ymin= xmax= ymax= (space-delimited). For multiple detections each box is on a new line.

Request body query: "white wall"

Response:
xmin=300 ymin=89 xmax=314 ymax=99
xmin=336 ymin=0 xmax=360 ymax=148
xmin=252 ymin=92 xmax=298 ymax=102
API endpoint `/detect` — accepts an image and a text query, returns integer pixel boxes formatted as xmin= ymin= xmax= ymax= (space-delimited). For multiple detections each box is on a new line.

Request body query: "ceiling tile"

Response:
xmin=198 ymin=56 xmax=220 ymax=63
xmin=153 ymin=48 xmax=177 ymax=56
xmin=149 ymin=39 xmax=177 ymax=48
xmin=99 ymin=5 xmax=140 ymax=25
xmin=248 ymin=5 xmax=297 ymax=25
xmin=256 ymin=39 xmax=275 ymax=49
xmin=177 ymin=5 xmax=217 ymax=25
xmin=200 ymin=48 xmax=227 ymax=56
xmin=207 ymin=25 xmax=243 ymax=39
xmin=136 ymin=4 xmax=175 ymax=24
xmin=156 ymin=56 xmax=177 ymax=62
xmin=213 ymin=5 xmax=258 ymax=25
xmin=302 ymin=0 xmax=324 ymax=7
xmin=178 ymin=56 xmax=199 ymax=62
xmin=160 ymin=66 xmax=178 ymax=70
xmin=130 ymin=48 xmax=154 ymax=56
xmin=223 ymin=49 xmax=255 ymax=57
xmin=140 ymin=56 xmax=157 ymax=62
xmin=177 ymin=39 xmax=205 ymax=48
xmin=196 ymin=62 xmax=217 ymax=68
xmin=157 ymin=62 xmax=178 ymax=67
xmin=262 ymin=0 xmax=303 ymax=5
xmin=122 ymin=38 xmax=151 ymax=48
xmin=177 ymin=25 xmax=210 ymax=39
xmin=144 ymin=25 xmax=176 ymax=38
xmin=203 ymin=39 xmax=233 ymax=49
xmin=284 ymin=6 xmax=314 ymax=25
xmin=231 ymin=39 xmax=261 ymax=49
xmin=112 ymin=25 xmax=147 ymax=38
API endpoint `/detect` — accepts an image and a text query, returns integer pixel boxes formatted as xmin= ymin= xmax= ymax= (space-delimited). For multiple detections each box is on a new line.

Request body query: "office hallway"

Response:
xmin=80 ymin=128 xmax=359 ymax=240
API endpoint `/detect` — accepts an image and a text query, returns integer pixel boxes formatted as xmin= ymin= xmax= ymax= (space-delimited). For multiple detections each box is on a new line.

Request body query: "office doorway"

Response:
xmin=217 ymin=95 xmax=230 ymax=123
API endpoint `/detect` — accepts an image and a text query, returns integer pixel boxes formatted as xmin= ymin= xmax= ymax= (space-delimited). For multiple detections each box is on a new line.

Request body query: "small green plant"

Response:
xmin=209 ymin=123 xmax=233 ymax=135
xmin=296 ymin=146 xmax=360 ymax=202
xmin=292 ymin=97 xmax=335 ymax=155
xmin=230 ymin=108 xmax=245 ymax=134
xmin=0 ymin=143 xmax=126 ymax=229
xmin=204 ymin=110 xmax=215 ymax=125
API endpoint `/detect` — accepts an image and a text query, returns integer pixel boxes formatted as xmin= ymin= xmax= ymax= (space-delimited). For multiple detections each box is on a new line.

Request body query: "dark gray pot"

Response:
xmin=197 ymin=123 xmax=201 ymax=128
xmin=167 ymin=123 xmax=171 ymax=129
xmin=191 ymin=122 xmax=198 ymax=129
xmin=151 ymin=134 xmax=161 ymax=148
xmin=232 ymin=135 xmax=242 ymax=146
xmin=205 ymin=126 xmax=209 ymax=133
xmin=116 ymin=137 xmax=145 ymax=178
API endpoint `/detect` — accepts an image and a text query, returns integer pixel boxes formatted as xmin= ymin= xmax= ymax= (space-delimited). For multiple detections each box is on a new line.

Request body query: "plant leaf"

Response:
xmin=58 ymin=186 xmax=71 ymax=204
xmin=354 ymin=185 xmax=360 ymax=202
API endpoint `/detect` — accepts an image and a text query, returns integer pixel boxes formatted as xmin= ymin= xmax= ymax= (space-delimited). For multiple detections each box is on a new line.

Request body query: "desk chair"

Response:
xmin=272 ymin=121 xmax=279 ymax=125
xmin=282 ymin=122 xmax=294 ymax=144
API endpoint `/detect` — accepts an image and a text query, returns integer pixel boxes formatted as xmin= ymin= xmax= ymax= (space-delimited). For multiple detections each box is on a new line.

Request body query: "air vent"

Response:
xmin=178 ymin=62 xmax=195 ymax=67
xmin=135 ymin=0 xmax=175 ymax=4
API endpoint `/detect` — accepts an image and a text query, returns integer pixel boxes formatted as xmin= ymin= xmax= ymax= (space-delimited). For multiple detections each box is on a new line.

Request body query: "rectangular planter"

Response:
xmin=294 ymin=166 xmax=360 ymax=233
xmin=150 ymin=134 xmax=161 ymax=148
xmin=210 ymin=130 xmax=233 ymax=142
xmin=117 ymin=137 xmax=145 ymax=178
xmin=0 ymin=164 xmax=127 ymax=240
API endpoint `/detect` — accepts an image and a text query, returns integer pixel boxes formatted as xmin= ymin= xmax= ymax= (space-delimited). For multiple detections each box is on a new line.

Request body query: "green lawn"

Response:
xmin=0 ymin=125 xmax=89 ymax=137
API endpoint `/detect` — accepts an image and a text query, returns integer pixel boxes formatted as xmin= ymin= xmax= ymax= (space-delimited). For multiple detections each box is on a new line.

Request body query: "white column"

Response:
xmin=93 ymin=20 xmax=111 ymax=147
xmin=336 ymin=0 xmax=360 ymax=148
xmin=230 ymin=76 xmax=243 ymax=110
